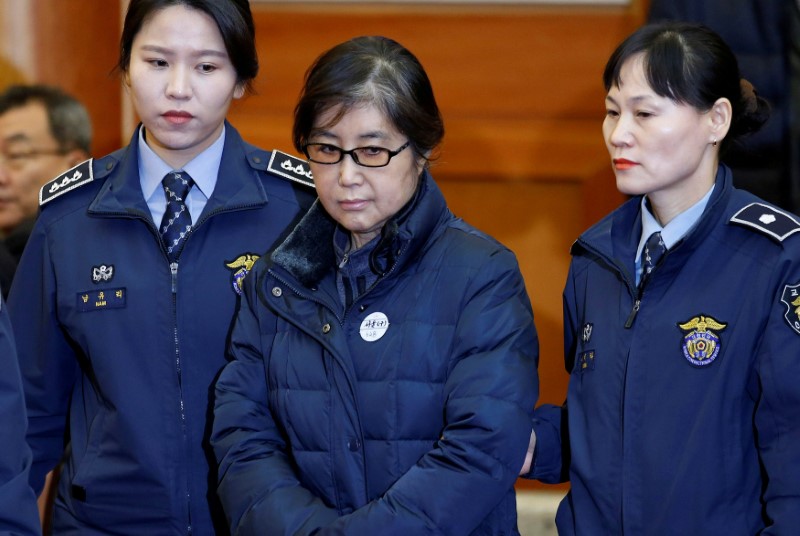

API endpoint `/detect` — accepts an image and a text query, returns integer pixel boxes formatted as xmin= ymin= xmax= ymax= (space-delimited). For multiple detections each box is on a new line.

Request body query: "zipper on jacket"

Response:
xmin=574 ymin=237 xmax=642 ymax=329
xmin=624 ymin=248 xmax=669 ymax=329
xmin=170 ymin=261 xmax=192 ymax=535
xmin=574 ymin=240 xmax=643 ymax=329
xmin=624 ymin=299 xmax=640 ymax=328
xmin=89 ymin=210 xmax=196 ymax=531
xmin=93 ymin=204 xmax=265 ymax=535
xmin=170 ymin=262 xmax=178 ymax=293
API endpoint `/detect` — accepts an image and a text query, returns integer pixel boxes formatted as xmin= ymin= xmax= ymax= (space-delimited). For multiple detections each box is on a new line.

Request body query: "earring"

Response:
xmin=712 ymin=139 xmax=718 ymax=147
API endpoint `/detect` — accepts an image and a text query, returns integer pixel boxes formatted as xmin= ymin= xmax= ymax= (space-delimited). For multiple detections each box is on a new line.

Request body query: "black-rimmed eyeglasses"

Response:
xmin=302 ymin=141 xmax=411 ymax=168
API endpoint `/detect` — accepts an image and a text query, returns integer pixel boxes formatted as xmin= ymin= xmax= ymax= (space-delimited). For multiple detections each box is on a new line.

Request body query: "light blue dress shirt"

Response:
xmin=634 ymin=184 xmax=715 ymax=285
xmin=139 ymin=125 xmax=226 ymax=226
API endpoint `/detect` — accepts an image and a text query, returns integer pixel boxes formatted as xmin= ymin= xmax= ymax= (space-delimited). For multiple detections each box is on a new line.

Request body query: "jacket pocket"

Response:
xmin=69 ymin=409 xmax=107 ymax=496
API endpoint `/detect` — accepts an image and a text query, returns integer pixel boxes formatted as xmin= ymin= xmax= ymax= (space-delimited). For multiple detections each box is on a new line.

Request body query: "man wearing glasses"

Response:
xmin=0 ymin=85 xmax=91 ymax=270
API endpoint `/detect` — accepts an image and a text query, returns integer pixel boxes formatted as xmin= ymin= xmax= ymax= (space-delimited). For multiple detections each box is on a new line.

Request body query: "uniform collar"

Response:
xmin=89 ymin=121 xmax=268 ymax=217
xmin=635 ymin=183 xmax=715 ymax=262
xmin=574 ymin=164 xmax=734 ymax=287
xmin=138 ymin=124 xmax=225 ymax=201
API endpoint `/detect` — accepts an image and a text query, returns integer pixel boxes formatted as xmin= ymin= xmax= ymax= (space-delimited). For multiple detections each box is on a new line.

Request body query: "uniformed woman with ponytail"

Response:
xmin=7 ymin=1 xmax=314 ymax=533
xmin=527 ymin=22 xmax=800 ymax=535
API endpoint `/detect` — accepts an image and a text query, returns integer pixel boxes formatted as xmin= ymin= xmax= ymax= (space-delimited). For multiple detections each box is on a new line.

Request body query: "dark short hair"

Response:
xmin=293 ymin=36 xmax=444 ymax=163
xmin=603 ymin=22 xmax=768 ymax=151
xmin=0 ymin=84 xmax=92 ymax=154
xmin=117 ymin=0 xmax=258 ymax=93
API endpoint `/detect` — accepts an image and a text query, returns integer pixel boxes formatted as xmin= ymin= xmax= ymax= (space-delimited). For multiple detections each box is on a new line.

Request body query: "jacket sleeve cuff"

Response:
xmin=525 ymin=404 xmax=567 ymax=484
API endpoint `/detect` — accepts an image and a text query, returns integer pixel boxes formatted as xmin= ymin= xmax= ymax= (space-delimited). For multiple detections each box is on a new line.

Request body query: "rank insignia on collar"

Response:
xmin=267 ymin=150 xmax=314 ymax=188
xmin=225 ymin=253 xmax=260 ymax=295
xmin=781 ymin=283 xmax=800 ymax=335
xmin=92 ymin=264 xmax=114 ymax=283
xmin=677 ymin=315 xmax=727 ymax=366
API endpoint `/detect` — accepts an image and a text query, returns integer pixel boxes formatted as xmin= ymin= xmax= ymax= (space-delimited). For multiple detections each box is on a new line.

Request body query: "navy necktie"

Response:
xmin=640 ymin=231 xmax=666 ymax=284
xmin=160 ymin=171 xmax=194 ymax=262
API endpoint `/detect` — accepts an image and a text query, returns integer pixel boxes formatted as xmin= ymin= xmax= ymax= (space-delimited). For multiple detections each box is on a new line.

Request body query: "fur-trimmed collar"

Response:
xmin=270 ymin=171 xmax=447 ymax=289
xmin=271 ymin=199 xmax=338 ymax=287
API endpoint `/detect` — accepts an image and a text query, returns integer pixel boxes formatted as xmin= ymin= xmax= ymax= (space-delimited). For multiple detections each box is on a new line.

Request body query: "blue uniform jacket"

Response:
xmin=212 ymin=173 xmax=539 ymax=535
xmin=531 ymin=165 xmax=800 ymax=534
xmin=7 ymin=123 xmax=314 ymax=534
xmin=0 ymin=298 xmax=39 ymax=535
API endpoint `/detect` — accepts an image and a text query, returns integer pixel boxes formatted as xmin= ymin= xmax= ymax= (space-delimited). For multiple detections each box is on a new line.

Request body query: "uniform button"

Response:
xmin=271 ymin=287 xmax=282 ymax=297
xmin=252 ymin=156 xmax=262 ymax=164
xmin=348 ymin=439 xmax=361 ymax=451
xmin=322 ymin=323 xmax=331 ymax=334
xmin=106 ymin=162 xmax=113 ymax=170
xmin=359 ymin=304 xmax=366 ymax=312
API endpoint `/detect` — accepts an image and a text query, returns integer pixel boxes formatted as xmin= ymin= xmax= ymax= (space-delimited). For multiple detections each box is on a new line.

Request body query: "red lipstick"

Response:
xmin=613 ymin=158 xmax=638 ymax=170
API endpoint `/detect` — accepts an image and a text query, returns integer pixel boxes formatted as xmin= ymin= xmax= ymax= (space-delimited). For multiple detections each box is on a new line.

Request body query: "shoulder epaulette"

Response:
xmin=40 ymin=159 xmax=94 ymax=206
xmin=729 ymin=202 xmax=800 ymax=242
xmin=267 ymin=150 xmax=314 ymax=188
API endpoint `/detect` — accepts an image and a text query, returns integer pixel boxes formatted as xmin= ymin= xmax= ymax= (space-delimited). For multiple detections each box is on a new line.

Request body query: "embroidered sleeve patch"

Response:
xmin=40 ymin=159 xmax=94 ymax=206
xmin=730 ymin=202 xmax=800 ymax=242
xmin=267 ymin=150 xmax=314 ymax=188
xmin=781 ymin=283 xmax=800 ymax=335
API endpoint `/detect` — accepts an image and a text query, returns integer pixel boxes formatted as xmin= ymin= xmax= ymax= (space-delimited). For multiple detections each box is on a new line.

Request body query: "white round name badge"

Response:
xmin=359 ymin=312 xmax=390 ymax=342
